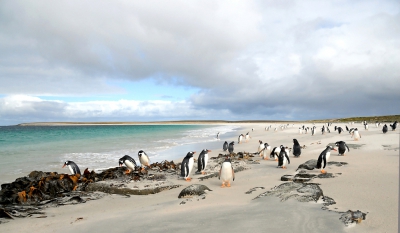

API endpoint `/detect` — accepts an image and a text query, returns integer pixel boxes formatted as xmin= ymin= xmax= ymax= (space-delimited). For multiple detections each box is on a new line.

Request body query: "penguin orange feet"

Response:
xmin=221 ymin=182 xmax=226 ymax=188
xmin=227 ymin=182 xmax=231 ymax=187
xmin=264 ymin=158 xmax=269 ymax=160
xmin=282 ymin=166 xmax=287 ymax=169
xmin=275 ymin=159 xmax=278 ymax=161
xmin=201 ymin=171 xmax=206 ymax=175
xmin=125 ymin=170 xmax=131 ymax=174
xmin=185 ymin=177 xmax=192 ymax=181
xmin=321 ymin=170 xmax=327 ymax=174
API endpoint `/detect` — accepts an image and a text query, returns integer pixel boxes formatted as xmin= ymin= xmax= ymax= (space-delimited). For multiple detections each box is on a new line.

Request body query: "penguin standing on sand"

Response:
xmin=382 ymin=124 xmax=388 ymax=134
xmin=315 ymin=146 xmax=337 ymax=173
xmin=293 ymin=139 xmax=301 ymax=158
xmin=351 ymin=128 xmax=361 ymax=141
xmin=223 ymin=141 xmax=228 ymax=151
xmin=228 ymin=141 xmax=235 ymax=154
xmin=335 ymin=141 xmax=350 ymax=156
xmin=298 ymin=128 xmax=302 ymax=134
xmin=261 ymin=142 xmax=271 ymax=160
xmin=181 ymin=151 xmax=196 ymax=181
xmin=219 ymin=156 xmax=235 ymax=188
xmin=245 ymin=132 xmax=250 ymax=142
xmin=364 ymin=122 xmax=368 ymax=130
xmin=257 ymin=140 xmax=265 ymax=155
xmin=217 ymin=132 xmax=220 ymax=139
xmin=337 ymin=127 xmax=343 ymax=134
xmin=62 ymin=161 xmax=81 ymax=175
xmin=238 ymin=134 xmax=244 ymax=144
xmin=277 ymin=146 xmax=290 ymax=169
xmin=138 ymin=150 xmax=150 ymax=171
xmin=390 ymin=121 xmax=398 ymax=131
xmin=119 ymin=155 xmax=137 ymax=174
xmin=197 ymin=149 xmax=211 ymax=175
xmin=270 ymin=146 xmax=281 ymax=161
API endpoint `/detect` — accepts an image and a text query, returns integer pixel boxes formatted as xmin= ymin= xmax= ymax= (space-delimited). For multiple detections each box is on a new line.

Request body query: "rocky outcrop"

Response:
xmin=178 ymin=184 xmax=212 ymax=198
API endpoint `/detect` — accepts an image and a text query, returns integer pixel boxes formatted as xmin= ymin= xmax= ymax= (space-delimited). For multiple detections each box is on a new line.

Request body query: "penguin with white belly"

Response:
xmin=197 ymin=149 xmax=211 ymax=175
xmin=138 ymin=150 xmax=151 ymax=172
xmin=257 ymin=140 xmax=265 ymax=156
xmin=351 ymin=128 xmax=361 ymax=141
xmin=277 ymin=146 xmax=290 ymax=169
xmin=62 ymin=161 xmax=81 ymax=175
xmin=119 ymin=155 xmax=137 ymax=174
xmin=219 ymin=156 xmax=235 ymax=188
xmin=270 ymin=146 xmax=281 ymax=161
xmin=262 ymin=142 xmax=271 ymax=160
xmin=238 ymin=134 xmax=243 ymax=144
xmin=181 ymin=151 xmax=196 ymax=181
xmin=315 ymin=146 xmax=337 ymax=173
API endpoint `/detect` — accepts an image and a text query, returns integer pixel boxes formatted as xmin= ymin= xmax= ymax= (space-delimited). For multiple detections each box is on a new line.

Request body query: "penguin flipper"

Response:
xmin=218 ymin=168 xmax=221 ymax=180
xmin=346 ymin=144 xmax=350 ymax=152
xmin=323 ymin=157 xmax=327 ymax=169
xmin=285 ymin=154 xmax=290 ymax=164
xmin=316 ymin=156 xmax=322 ymax=169
xmin=232 ymin=166 xmax=235 ymax=181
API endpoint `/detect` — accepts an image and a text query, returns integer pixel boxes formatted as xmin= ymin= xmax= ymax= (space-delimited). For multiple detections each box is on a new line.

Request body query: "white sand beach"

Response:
xmin=0 ymin=122 xmax=398 ymax=233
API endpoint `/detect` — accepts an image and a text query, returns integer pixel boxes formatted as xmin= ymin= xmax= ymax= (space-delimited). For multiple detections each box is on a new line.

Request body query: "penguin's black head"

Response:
xmin=259 ymin=140 xmax=263 ymax=144
xmin=138 ymin=150 xmax=144 ymax=156
xmin=62 ymin=160 xmax=72 ymax=168
xmin=119 ymin=157 xmax=125 ymax=166
xmin=293 ymin=139 xmax=298 ymax=144
xmin=186 ymin=151 xmax=196 ymax=157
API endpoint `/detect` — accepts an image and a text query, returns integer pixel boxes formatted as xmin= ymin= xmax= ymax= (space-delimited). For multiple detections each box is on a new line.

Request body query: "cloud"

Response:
xmin=0 ymin=0 xmax=399 ymax=125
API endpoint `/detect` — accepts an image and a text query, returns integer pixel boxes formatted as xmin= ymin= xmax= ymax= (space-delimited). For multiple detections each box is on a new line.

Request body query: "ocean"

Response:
xmin=0 ymin=124 xmax=240 ymax=185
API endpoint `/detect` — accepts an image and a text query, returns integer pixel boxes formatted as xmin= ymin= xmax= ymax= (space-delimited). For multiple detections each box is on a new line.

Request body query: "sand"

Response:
xmin=0 ymin=122 xmax=398 ymax=232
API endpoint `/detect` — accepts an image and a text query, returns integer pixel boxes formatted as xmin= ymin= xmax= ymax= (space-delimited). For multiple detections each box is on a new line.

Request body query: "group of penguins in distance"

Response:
xmin=62 ymin=121 xmax=398 ymax=188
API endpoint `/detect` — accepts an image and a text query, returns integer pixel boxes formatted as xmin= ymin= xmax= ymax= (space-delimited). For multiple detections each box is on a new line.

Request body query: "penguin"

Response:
xmin=277 ymin=146 xmax=290 ymax=169
xmin=62 ymin=161 xmax=81 ymax=175
xmin=245 ymin=132 xmax=250 ymax=142
xmin=181 ymin=151 xmax=196 ymax=181
xmin=197 ymin=149 xmax=211 ymax=175
xmin=337 ymin=127 xmax=343 ymax=134
xmin=364 ymin=123 xmax=368 ymax=130
xmin=352 ymin=128 xmax=361 ymax=141
xmin=119 ymin=155 xmax=137 ymax=174
xmin=390 ymin=121 xmax=398 ymax=131
xmin=257 ymin=140 xmax=265 ymax=155
xmin=228 ymin=141 xmax=235 ymax=154
xmin=346 ymin=125 xmax=349 ymax=131
xmin=315 ymin=146 xmax=337 ymax=173
xmin=223 ymin=141 xmax=228 ymax=151
xmin=321 ymin=126 xmax=325 ymax=135
xmin=382 ymin=124 xmax=388 ymax=134
xmin=326 ymin=126 xmax=330 ymax=133
xmin=238 ymin=134 xmax=243 ymax=144
xmin=138 ymin=150 xmax=150 ymax=171
xmin=349 ymin=128 xmax=355 ymax=135
xmin=311 ymin=127 xmax=315 ymax=136
xmin=270 ymin=146 xmax=281 ymax=161
xmin=298 ymin=127 xmax=302 ymax=134
xmin=293 ymin=139 xmax=301 ymax=158
xmin=219 ymin=156 xmax=235 ymax=188
xmin=375 ymin=122 xmax=379 ymax=128
xmin=216 ymin=132 xmax=220 ymax=139
xmin=335 ymin=141 xmax=350 ymax=156
xmin=262 ymin=142 xmax=271 ymax=160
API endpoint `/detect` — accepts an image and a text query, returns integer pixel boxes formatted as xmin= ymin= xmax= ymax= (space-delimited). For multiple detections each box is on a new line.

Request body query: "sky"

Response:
xmin=0 ymin=0 xmax=399 ymax=125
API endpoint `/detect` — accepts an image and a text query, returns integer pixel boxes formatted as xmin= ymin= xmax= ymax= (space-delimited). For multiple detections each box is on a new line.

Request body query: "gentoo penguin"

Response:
xmin=217 ymin=132 xmax=220 ymax=139
xmin=382 ymin=124 xmax=388 ymax=134
xmin=337 ymin=127 xmax=343 ymax=134
xmin=219 ymin=156 xmax=235 ymax=188
xmin=352 ymin=128 xmax=361 ymax=141
xmin=364 ymin=123 xmax=368 ymax=130
xmin=197 ymin=149 xmax=211 ymax=175
xmin=228 ymin=141 xmax=235 ymax=154
xmin=238 ymin=134 xmax=243 ymax=144
xmin=315 ymin=146 xmax=337 ymax=173
xmin=262 ymin=142 xmax=271 ymax=160
xmin=62 ymin=161 xmax=81 ymax=175
xmin=311 ymin=127 xmax=315 ymax=136
xmin=245 ymin=132 xmax=250 ymax=142
xmin=119 ymin=155 xmax=137 ymax=174
xmin=277 ymin=146 xmax=290 ymax=169
xmin=321 ymin=126 xmax=325 ymax=135
xmin=298 ymin=127 xmax=302 ymax=134
xmin=257 ymin=140 xmax=265 ymax=155
xmin=292 ymin=139 xmax=301 ymax=158
xmin=138 ymin=150 xmax=150 ymax=171
xmin=346 ymin=125 xmax=349 ymax=131
xmin=223 ymin=141 xmax=228 ymax=151
xmin=181 ymin=151 xmax=196 ymax=181
xmin=270 ymin=146 xmax=281 ymax=161
xmin=390 ymin=121 xmax=398 ymax=131
xmin=335 ymin=141 xmax=350 ymax=156
xmin=326 ymin=126 xmax=330 ymax=133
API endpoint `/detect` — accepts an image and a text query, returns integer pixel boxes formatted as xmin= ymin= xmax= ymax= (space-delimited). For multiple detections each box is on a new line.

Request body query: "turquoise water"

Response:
xmin=0 ymin=124 xmax=239 ymax=184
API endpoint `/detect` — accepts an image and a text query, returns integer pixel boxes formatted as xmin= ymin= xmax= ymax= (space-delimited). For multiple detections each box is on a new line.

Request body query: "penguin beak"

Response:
xmin=62 ymin=164 xmax=66 ymax=168
xmin=208 ymin=150 xmax=212 ymax=153
xmin=332 ymin=148 xmax=337 ymax=151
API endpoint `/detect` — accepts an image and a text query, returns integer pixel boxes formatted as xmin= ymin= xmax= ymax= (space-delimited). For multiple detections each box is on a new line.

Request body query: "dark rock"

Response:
xmin=254 ymin=182 xmax=324 ymax=203
xmin=296 ymin=159 xmax=318 ymax=171
xmin=281 ymin=175 xmax=294 ymax=181
xmin=317 ymin=173 xmax=336 ymax=179
xmin=245 ymin=187 xmax=265 ymax=194
xmin=86 ymin=183 xmax=181 ymax=196
xmin=294 ymin=173 xmax=317 ymax=179
xmin=178 ymin=184 xmax=212 ymax=198
xmin=322 ymin=196 xmax=336 ymax=206
xmin=339 ymin=210 xmax=367 ymax=226
xmin=327 ymin=161 xmax=348 ymax=167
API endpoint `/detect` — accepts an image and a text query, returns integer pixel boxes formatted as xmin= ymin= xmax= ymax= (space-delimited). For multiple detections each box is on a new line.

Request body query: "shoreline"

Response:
xmin=0 ymin=122 xmax=398 ymax=232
